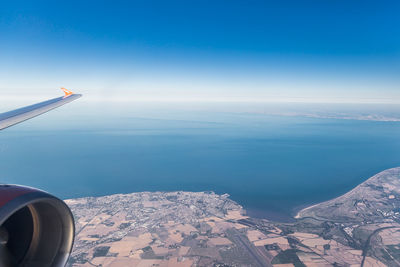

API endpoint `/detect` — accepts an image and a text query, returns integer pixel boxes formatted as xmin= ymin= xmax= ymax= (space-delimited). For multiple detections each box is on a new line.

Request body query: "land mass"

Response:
xmin=262 ymin=111 xmax=400 ymax=122
xmin=66 ymin=167 xmax=400 ymax=267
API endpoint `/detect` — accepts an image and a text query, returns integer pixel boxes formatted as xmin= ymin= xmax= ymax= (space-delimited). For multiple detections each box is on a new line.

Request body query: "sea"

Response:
xmin=1 ymin=101 xmax=400 ymax=221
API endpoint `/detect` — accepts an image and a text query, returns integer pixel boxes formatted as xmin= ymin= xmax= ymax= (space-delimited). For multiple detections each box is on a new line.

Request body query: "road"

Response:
xmin=361 ymin=226 xmax=400 ymax=266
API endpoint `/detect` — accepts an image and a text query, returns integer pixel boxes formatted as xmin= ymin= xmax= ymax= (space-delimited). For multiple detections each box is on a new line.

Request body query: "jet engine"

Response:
xmin=0 ymin=185 xmax=74 ymax=267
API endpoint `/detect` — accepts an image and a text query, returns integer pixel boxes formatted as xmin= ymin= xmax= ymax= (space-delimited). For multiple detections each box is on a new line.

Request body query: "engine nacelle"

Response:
xmin=0 ymin=185 xmax=74 ymax=267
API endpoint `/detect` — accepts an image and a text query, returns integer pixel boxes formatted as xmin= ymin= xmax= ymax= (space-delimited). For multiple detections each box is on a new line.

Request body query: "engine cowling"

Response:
xmin=0 ymin=185 xmax=74 ymax=267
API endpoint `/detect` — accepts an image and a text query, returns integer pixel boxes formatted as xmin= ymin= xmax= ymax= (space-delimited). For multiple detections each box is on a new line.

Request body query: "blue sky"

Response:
xmin=0 ymin=0 xmax=399 ymax=103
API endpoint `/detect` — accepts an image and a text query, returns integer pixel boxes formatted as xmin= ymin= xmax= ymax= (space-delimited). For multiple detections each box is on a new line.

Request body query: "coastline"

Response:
xmin=293 ymin=202 xmax=321 ymax=219
xmin=244 ymin=206 xmax=296 ymax=223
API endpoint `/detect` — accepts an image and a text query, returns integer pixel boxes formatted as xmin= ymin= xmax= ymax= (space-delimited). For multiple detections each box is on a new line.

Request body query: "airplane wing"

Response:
xmin=0 ymin=88 xmax=82 ymax=130
xmin=0 ymin=88 xmax=81 ymax=267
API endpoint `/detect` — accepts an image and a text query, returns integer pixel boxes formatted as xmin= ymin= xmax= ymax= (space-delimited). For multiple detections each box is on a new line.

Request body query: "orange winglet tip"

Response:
xmin=61 ymin=87 xmax=74 ymax=97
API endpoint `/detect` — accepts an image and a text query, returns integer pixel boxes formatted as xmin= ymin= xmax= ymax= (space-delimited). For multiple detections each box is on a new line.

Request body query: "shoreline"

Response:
xmin=293 ymin=202 xmax=321 ymax=219
xmin=244 ymin=207 xmax=296 ymax=223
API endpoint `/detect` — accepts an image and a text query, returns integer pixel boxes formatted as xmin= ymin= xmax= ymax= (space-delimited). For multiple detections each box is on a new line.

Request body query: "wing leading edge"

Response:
xmin=0 ymin=88 xmax=82 ymax=130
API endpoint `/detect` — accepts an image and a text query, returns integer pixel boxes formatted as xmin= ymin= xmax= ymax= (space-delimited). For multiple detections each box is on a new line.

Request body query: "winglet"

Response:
xmin=61 ymin=87 xmax=73 ymax=97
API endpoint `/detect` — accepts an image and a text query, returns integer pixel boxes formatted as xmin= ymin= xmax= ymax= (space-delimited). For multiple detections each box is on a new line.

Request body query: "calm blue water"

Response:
xmin=1 ymin=106 xmax=400 ymax=221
